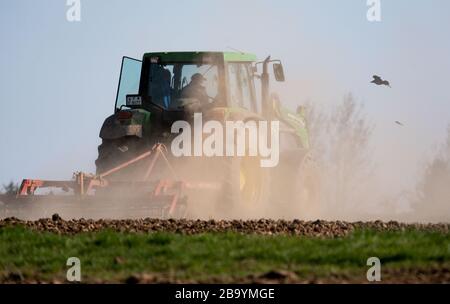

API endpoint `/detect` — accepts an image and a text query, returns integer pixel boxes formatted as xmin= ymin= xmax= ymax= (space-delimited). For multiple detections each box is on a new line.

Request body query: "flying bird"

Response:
xmin=395 ymin=121 xmax=404 ymax=126
xmin=371 ymin=75 xmax=391 ymax=87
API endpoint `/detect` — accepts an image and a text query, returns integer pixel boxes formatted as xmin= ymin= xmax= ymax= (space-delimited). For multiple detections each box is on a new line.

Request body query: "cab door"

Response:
xmin=226 ymin=62 xmax=258 ymax=113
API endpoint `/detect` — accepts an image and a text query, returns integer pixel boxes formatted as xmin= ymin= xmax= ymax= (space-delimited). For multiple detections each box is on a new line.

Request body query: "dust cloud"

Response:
xmin=2 ymin=112 xmax=449 ymax=223
xmin=2 ymin=96 xmax=449 ymax=223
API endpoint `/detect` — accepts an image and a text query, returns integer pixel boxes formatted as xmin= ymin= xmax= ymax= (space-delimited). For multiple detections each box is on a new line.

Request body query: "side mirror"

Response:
xmin=273 ymin=63 xmax=285 ymax=82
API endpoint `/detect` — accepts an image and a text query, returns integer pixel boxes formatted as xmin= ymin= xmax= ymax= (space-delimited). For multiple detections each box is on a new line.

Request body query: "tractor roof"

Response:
xmin=143 ymin=51 xmax=257 ymax=62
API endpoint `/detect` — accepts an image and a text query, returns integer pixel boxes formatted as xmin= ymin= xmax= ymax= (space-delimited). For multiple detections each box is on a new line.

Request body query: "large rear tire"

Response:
xmin=95 ymin=136 xmax=149 ymax=176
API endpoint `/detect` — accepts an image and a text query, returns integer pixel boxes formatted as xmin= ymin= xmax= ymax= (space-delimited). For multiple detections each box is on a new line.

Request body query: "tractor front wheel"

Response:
xmin=220 ymin=156 xmax=270 ymax=219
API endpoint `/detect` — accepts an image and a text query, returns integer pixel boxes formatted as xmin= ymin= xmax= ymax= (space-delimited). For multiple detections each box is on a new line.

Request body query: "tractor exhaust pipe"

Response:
xmin=261 ymin=55 xmax=271 ymax=117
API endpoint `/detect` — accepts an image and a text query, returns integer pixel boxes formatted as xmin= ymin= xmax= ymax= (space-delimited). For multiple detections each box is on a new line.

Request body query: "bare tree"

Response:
xmin=306 ymin=93 xmax=374 ymax=219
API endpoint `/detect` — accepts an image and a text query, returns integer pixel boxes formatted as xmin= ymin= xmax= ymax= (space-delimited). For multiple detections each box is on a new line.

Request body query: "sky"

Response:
xmin=1 ymin=0 xmax=450 ymax=195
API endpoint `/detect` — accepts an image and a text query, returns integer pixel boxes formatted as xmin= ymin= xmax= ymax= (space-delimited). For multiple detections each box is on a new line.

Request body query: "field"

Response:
xmin=0 ymin=217 xmax=449 ymax=283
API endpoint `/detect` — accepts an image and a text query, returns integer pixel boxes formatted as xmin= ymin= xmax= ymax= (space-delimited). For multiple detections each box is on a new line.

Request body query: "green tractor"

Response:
xmin=96 ymin=51 xmax=318 ymax=218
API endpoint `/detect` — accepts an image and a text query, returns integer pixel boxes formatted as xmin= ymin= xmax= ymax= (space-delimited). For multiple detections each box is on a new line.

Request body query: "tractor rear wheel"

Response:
xmin=220 ymin=156 xmax=270 ymax=219
xmin=95 ymin=136 xmax=149 ymax=176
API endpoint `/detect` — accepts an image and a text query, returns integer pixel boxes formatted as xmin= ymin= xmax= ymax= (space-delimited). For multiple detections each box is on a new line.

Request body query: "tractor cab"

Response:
xmin=114 ymin=52 xmax=285 ymax=118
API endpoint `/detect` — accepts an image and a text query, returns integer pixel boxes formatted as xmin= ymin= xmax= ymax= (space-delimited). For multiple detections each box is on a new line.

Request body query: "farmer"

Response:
xmin=180 ymin=73 xmax=210 ymax=105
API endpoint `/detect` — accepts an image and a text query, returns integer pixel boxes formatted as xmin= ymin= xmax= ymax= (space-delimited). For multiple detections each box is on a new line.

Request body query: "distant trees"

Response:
xmin=305 ymin=93 xmax=375 ymax=219
xmin=1 ymin=181 xmax=19 ymax=195
xmin=413 ymin=126 xmax=450 ymax=221
xmin=304 ymin=94 xmax=449 ymax=222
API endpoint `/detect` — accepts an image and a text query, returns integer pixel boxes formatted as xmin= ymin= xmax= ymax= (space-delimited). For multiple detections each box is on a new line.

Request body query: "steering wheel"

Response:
xmin=175 ymin=98 xmax=201 ymax=111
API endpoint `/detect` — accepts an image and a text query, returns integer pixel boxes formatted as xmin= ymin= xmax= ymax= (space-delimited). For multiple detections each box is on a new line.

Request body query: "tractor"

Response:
xmin=95 ymin=51 xmax=316 ymax=218
xmin=1 ymin=51 xmax=318 ymax=220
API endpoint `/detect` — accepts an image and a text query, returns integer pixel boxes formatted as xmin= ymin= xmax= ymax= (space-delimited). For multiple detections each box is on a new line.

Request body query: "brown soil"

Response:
xmin=1 ymin=215 xmax=449 ymax=236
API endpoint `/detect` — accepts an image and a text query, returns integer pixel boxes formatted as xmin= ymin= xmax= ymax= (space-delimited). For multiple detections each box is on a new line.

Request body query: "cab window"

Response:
xmin=147 ymin=62 xmax=219 ymax=109
xmin=115 ymin=57 xmax=142 ymax=111
xmin=227 ymin=63 xmax=256 ymax=111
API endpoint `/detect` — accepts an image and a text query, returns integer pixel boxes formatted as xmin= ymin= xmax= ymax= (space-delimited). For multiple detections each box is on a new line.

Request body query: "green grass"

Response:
xmin=0 ymin=227 xmax=449 ymax=282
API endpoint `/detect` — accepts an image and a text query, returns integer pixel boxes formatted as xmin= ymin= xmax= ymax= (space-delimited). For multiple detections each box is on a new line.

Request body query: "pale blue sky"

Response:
xmin=1 ymin=0 xmax=450 ymax=193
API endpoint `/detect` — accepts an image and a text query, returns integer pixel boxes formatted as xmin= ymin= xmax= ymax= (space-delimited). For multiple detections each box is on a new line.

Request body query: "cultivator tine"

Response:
xmin=158 ymin=146 xmax=179 ymax=179
xmin=151 ymin=180 xmax=186 ymax=217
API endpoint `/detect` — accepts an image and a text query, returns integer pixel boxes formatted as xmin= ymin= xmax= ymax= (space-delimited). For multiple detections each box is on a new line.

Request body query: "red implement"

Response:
xmin=10 ymin=144 xmax=188 ymax=219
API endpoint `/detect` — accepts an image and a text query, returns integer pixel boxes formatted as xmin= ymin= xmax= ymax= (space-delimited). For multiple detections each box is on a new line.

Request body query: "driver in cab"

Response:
xmin=180 ymin=73 xmax=210 ymax=106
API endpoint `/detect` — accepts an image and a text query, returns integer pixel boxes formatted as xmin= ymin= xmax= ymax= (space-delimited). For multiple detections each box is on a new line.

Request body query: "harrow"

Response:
xmin=0 ymin=144 xmax=198 ymax=219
